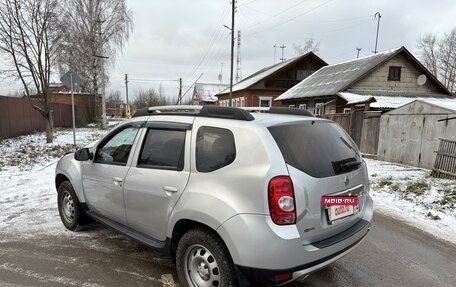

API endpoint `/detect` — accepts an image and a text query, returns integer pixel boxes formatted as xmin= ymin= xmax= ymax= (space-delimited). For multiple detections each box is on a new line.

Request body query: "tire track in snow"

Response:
xmin=0 ymin=263 xmax=102 ymax=287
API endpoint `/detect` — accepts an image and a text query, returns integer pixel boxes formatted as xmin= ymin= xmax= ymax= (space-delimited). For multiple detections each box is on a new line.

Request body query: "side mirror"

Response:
xmin=74 ymin=148 xmax=93 ymax=161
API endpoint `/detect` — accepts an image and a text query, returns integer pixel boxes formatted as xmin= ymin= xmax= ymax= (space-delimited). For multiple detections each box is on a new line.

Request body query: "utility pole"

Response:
xmin=228 ymin=0 xmax=236 ymax=107
xmin=125 ymin=74 xmax=129 ymax=116
xmin=178 ymin=77 xmax=182 ymax=105
xmin=356 ymin=48 xmax=362 ymax=58
xmin=94 ymin=1 xmax=108 ymax=128
xmin=236 ymin=30 xmax=242 ymax=83
xmin=374 ymin=12 xmax=382 ymax=54
xmin=273 ymin=44 xmax=278 ymax=64
xmin=280 ymin=44 xmax=286 ymax=62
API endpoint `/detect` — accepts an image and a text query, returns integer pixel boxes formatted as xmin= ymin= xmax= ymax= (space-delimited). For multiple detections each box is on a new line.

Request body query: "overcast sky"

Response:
xmin=1 ymin=0 xmax=456 ymax=102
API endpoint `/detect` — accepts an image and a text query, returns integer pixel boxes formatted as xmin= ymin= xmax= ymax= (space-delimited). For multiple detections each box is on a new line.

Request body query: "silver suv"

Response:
xmin=55 ymin=106 xmax=373 ymax=286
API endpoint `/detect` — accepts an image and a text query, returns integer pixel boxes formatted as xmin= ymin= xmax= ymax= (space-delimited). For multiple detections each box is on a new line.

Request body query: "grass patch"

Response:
xmin=377 ymin=176 xmax=393 ymax=188
xmin=405 ymin=180 xmax=430 ymax=196
xmin=390 ymin=183 xmax=401 ymax=192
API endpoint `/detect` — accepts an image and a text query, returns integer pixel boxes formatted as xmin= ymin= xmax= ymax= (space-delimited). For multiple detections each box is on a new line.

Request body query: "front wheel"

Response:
xmin=57 ymin=181 xmax=91 ymax=231
xmin=176 ymin=228 xmax=238 ymax=287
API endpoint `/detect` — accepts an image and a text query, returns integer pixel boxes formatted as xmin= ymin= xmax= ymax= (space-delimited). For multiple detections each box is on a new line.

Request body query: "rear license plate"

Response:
xmin=328 ymin=205 xmax=354 ymax=222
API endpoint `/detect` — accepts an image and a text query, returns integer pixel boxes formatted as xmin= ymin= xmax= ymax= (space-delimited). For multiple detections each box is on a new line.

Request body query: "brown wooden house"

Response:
xmin=216 ymin=51 xmax=327 ymax=107
xmin=275 ymin=46 xmax=452 ymax=115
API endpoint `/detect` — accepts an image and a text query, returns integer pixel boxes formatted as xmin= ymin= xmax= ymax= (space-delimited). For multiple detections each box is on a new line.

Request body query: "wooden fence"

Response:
xmin=324 ymin=110 xmax=381 ymax=155
xmin=432 ymin=138 xmax=456 ymax=179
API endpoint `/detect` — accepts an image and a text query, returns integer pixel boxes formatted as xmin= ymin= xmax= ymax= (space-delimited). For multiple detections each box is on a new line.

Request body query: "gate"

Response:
xmin=432 ymin=138 xmax=456 ymax=179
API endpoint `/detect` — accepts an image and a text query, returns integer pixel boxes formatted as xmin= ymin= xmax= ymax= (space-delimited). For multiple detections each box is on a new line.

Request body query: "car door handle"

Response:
xmin=162 ymin=186 xmax=178 ymax=193
xmin=113 ymin=177 xmax=123 ymax=186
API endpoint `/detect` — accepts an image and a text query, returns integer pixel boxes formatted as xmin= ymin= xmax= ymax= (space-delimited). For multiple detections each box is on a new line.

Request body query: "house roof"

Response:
xmin=217 ymin=51 xmax=327 ymax=95
xmin=417 ymin=98 xmax=456 ymax=112
xmin=337 ymin=92 xmax=456 ymax=110
xmin=276 ymin=46 xmax=451 ymax=101
xmin=194 ymin=83 xmax=228 ymax=102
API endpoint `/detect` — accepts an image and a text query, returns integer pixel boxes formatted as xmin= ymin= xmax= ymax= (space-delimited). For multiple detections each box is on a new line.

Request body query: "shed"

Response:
xmin=377 ymin=99 xmax=456 ymax=169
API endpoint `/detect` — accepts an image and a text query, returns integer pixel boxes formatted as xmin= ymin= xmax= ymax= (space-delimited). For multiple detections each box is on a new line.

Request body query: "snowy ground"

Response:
xmin=0 ymin=128 xmax=455 ymax=246
xmin=366 ymin=159 xmax=456 ymax=245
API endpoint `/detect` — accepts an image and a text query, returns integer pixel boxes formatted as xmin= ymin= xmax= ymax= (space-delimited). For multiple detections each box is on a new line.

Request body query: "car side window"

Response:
xmin=196 ymin=126 xmax=236 ymax=172
xmin=94 ymin=125 xmax=140 ymax=165
xmin=138 ymin=129 xmax=186 ymax=171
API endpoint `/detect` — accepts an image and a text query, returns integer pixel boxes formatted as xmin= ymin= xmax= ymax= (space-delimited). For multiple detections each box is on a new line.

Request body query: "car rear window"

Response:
xmin=268 ymin=121 xmax=362 ymax=178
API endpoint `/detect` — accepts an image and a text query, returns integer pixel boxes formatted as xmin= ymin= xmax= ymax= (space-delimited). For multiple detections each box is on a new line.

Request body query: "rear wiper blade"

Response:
xmin=340 ymin=160 xmax=362 ymax=169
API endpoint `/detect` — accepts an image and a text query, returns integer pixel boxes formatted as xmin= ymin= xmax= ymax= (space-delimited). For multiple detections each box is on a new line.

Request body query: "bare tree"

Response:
xmin=417 ymin=33 xmax=439 ymax=77
xmin=57 ymin=0 xmax=133 ymax=93
xmin=438 ymin=29 xmax=456 ymax=92
xmin=106 ymin=90 xmax=123 ymax=109
xmin=133 ymin=88 xmax=169 ymax=109
xmin=0 ymin=0 xmax=60 ymax=143
xmin=416 ymin=28 xmax=456 ymax=92
xmin=293 ymin=38 xmax=320 ymax=56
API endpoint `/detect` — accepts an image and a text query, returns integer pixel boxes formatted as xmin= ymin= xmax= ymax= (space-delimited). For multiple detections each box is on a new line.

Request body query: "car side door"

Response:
xmin=123 ymin=120 xmax=191 ymax=241
xmin=82 ymin=123 xmax=142 ymax=225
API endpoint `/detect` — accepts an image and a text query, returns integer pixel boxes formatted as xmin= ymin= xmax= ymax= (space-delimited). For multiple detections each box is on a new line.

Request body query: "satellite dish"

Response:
xmin=417 ymin=74 xmax=427 ymax=86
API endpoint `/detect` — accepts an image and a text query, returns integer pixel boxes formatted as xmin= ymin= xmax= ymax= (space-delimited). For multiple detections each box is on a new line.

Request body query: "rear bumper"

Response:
xmin=234 ymin=220 xmax=370 ymax=286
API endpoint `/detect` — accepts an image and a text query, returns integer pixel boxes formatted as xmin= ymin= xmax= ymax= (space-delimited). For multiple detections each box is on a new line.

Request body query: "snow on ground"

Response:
xmin=0 ymin=128 xmax=455 ymax=246
xmin=0 ymin=128 xmax=106 ymax=237
xmin=365 ymin=158 xmax=456 ymax=245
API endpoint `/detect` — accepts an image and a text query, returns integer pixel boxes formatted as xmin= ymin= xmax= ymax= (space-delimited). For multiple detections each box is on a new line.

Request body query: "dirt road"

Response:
xmin=0 ymin=212 xmax=455 ymax=287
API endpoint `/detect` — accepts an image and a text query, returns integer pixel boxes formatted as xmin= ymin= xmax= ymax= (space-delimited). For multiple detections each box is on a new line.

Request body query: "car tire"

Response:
xmin=57 ymin=181 xmax=92 ymax=231
xmin=176 ymin=228 xmax=239 ymax=287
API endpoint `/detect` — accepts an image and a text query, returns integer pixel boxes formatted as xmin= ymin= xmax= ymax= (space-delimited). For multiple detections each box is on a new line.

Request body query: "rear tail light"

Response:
xmin=268 ymin=176 xmax=296 ymax=225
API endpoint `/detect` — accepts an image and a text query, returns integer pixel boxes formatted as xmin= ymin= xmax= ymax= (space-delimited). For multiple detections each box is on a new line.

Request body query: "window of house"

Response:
xmin=94 ymin=125 xmax=141 ymax=165
xmin=388 ymin=66 xmax=401 ymax=81
xmin=315 ymin=102 xmax=325 ymax=115
xmin=289 ymin=104 xmax=296 ymax=108
xmin=138 ymin=129 xmax=186 ymax=171
xmin=196 ymin=126 xmax=236 ymax=173
xmin=343 ymin=108 xmax=351 ymax=114
xmin=241 ymin=98 xmax=245 ymax=107
xmin=259 ymin=96 xmax=272 ymax=107
xmin=299 ymin=104 xmax=307 ymax=110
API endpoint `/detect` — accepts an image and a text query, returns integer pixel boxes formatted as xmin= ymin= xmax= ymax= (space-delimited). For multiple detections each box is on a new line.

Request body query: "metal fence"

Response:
xmin=432 ymin=138 xmax=456 ymax=179
xmin=0 ymin=96 xmax=88 ymax=139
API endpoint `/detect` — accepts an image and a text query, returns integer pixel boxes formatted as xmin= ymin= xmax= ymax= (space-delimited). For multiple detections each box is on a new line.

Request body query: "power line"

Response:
xmin=243 ymin=0 xmax=309 ymax=31
xmin=245 ymin=0 xmax=334 ymax=36
xmin=187 ymin=1 xmax=231 ymax=80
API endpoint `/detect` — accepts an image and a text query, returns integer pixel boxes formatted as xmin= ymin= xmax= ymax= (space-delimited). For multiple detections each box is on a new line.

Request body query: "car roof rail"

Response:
xmin=240 ymin=106 xmax=314 ymax=117
xmin=198 ymin=106 xmax=254 ymax=121
xmin=132 ymin=105 xmax=202 ymax=118
xmin=269 ymin=107 xmax=314 ymax=117
xmin=132 ymin=105 xmax=254 ymax=121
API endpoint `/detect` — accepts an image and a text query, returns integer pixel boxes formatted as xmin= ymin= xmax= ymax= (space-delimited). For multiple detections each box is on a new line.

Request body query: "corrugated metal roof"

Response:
xmin=276 ymin=47 xmax=403 ymax=101
xmin=417 ymin=98 xmax=456 ymax=112
xmin=337 ymin=92 xmax=456 ymax=110
xmin=217 ymin=52 xmax=326 ymax=95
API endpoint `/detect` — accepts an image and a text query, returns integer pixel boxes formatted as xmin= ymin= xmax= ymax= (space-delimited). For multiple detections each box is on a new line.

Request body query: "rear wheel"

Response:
xmin=176 ymin=228 xmax=238 ymax=287
xmin=57 ymin=181 xmax=92 ymax=231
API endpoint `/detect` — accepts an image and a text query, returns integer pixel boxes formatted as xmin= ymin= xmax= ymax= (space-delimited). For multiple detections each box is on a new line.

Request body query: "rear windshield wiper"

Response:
xmin=340 ymin=160 xmax=362 ymax=169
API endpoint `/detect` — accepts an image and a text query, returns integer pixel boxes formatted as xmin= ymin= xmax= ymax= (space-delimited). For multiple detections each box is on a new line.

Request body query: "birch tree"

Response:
xmin=0 ymin=0 xmax=60 ymax=143
xmin=416 ymin=28 xmax=456 ymax=92
xmin=57 ymin=0 xmax=133 ymax=93
xmin=417 ymin=33 xmax=438 ymax=77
